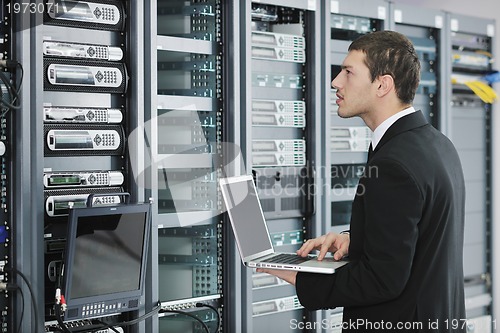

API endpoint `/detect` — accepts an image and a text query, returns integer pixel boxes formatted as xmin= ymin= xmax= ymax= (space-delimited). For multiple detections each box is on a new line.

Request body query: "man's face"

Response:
xmin=331 ymin=50 xmax=378 ymax=119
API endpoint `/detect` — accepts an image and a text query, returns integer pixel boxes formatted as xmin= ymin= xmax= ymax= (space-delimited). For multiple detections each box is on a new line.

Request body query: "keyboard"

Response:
xmin=263 ymin=253 xmax=310 ymax=265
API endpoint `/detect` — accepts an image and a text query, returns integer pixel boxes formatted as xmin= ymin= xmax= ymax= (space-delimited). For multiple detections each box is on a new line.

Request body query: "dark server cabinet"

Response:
xmin=40 ymin=0 xmax=140 ymax=332
xmin=237 ymin=0 xmax=324 ymax=331
xmin=0 ymin=1 xmax=18 ymax=331
xmin=1 ymin=0 xmax=150 ymax=332
xmin=447 ymin=13 xmax=495 ymax=331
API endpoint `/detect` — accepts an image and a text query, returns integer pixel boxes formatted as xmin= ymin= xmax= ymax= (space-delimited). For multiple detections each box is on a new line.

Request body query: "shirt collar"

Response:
xmin=371 ymin=106 xmax=416 ymax=149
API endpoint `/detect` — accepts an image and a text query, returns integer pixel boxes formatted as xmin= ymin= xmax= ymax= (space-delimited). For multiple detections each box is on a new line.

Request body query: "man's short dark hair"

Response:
xmin=349 ymin=30 xmax=421 ymax=105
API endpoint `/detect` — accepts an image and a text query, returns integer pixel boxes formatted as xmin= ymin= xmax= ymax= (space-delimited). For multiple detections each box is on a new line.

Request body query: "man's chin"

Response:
xmin=337 ymin=109 xmax=352 ymax=119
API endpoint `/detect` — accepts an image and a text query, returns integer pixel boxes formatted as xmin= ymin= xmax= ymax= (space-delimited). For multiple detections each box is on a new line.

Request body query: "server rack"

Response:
xmin=237 ymin=0 xmax=323 ymax=331
xmin=324 ymin=1 xmax=387 ymax=331
xmin=10 ymin=3 xmax=46 ymax=332
xmin=143 ymin=1 xmax=225 ymax=332
xmin=388 ymin=2 xmax=445 ymax=131
xmin=446 ymin=13 xmax=495 ymax=332
xmin=0 ymin=1 xmax=19 ymax=331
xmin=327 ymin=0 xmax=386 ymax=234
xmin=221 ymin=1 xmax=244 ymax=332
xmin=38 ymin=0 xmax=146 ymax=332
xmin=6 ymin=0 xmax=149 ymax=332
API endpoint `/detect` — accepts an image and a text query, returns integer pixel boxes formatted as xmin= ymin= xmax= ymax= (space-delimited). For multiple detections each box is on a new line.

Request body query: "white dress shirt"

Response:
xmin=371 ymin=106 xmax=416 ymax=149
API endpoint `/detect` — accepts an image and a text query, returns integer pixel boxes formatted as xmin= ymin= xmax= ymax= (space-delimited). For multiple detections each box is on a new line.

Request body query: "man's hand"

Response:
xmin=255 ymin=232 xmax=349 ymax=285
xmin=256 ymin=268 xmax=298 ymax=285
xmin=297 ymin=232 xmax=350 ymax=261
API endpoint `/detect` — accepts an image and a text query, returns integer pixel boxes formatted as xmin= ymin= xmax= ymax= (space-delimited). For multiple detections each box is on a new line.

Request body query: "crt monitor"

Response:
xmin=62 ymin=203 xmax=151 ymax=321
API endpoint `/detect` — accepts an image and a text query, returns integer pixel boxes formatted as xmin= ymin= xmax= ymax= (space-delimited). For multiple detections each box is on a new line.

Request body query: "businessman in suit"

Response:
xmin=257 ymin=31 xmax=466 ymax=332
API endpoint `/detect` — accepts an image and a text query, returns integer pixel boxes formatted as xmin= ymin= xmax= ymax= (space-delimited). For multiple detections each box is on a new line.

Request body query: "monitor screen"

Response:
xmin=63 ymin=203 xmax=151 ymax=320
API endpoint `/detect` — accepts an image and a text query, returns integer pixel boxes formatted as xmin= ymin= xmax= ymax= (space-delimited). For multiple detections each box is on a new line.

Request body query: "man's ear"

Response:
xmin=376 ymin=74 xmax=395 ymax=97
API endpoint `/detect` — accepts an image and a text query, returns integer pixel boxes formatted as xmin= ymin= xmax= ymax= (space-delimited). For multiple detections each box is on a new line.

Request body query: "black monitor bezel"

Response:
xmin=62 ymin=203 xmax=151 ymax=320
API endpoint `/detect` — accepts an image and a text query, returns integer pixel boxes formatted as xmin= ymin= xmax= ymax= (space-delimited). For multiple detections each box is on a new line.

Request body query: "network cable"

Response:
xmin=451 ymin=76 xmax=498 ymax=104
xmin=159 ymin=307 xmax=211 ymax=333
xmin=74 ymin=302 xmax=163 ymax=333
xmin=484 ymin=70 xmax=500 ymax=84
xmin=0 ymin=60 xmax=23 ymax=116
xmin=15 ymin=285 xmax=24 ymax=333
xmin=94 ymin=320 xmax=121 ymax=333
xmin=464 ymin=81 xmax=497 ymax=103
xmin=196 ymin=302 xmax=220 ymax=333
xmin=98 ymin=301 xmax=219 ymax=333
xmin=54 ymin=301 xmax=72 ymax=333
xmin=2 ymin=267 xmax=39 ymax=333
xmin=0 ymin=281 xmax=22 ymax=333
xmin=106 ymin=302 xmax=162 ymax=328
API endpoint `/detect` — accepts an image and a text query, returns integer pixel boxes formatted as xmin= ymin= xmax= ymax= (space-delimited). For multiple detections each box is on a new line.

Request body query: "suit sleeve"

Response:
xmin=296 ymin=158 xmax=424 ymax=309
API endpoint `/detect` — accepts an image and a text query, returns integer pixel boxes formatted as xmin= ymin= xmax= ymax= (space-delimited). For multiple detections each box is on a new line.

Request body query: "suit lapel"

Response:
xmin=371 ymin=111 xmax=429 ymax=158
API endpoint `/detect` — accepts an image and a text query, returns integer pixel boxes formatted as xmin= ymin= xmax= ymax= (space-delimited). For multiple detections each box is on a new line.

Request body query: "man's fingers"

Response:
xmin=332 ymin=235 xmax=350 ymax=260
xmin=297 ymin=238 xmax=321 ymax=256
xmin=317 ymin=233 xmax=340 ymax=260
xmin=297 ymin=233 xmax=342 ymax=258
xmin=318 ymin=243 xmax=331 ymax=260
xmin=333 ymin=247 xmax=347 ymax=260
xmin=297 ymin=232 xmax=349 ymax=260
xmin=256 ymin=268 xmax=297 ymax=285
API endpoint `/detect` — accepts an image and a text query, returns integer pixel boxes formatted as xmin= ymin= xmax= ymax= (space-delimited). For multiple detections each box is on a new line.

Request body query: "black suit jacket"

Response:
xmin=296 ymin=111 xmax=466 ymax=332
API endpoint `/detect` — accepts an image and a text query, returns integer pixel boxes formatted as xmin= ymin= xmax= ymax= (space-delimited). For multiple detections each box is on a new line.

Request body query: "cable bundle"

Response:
xmin=0 ymin=60 xmax=23 ymax=115
xmin=451 ymin=75 xmax=498 ymax=104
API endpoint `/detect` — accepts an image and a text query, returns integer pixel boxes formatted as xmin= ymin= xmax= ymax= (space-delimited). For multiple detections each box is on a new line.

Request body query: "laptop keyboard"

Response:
xmin=264 ymin=253 xmax=310 ymax=265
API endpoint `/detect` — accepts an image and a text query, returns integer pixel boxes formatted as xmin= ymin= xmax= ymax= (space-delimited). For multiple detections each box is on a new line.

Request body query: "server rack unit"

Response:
xmin=41 ymin=0 xmax=135 ymax=331
xmin=388 ymin=2 xmax=444 ymax=131
xmin=238 ymin=0 xmax=322 ymax=331
xmin=144 ymin=1 xmax=224 ymax=332
xmin=325 ymin=1 xmax=387 ymax=329
xmin=327 ymin=1 xmax=386 ymax=234
xmin=446 ymin=13 xmax=495 ymax=331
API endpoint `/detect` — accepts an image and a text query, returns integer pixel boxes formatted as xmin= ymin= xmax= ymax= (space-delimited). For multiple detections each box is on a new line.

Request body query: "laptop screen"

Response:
xmin=220 ymin=176 xmax=273 ymax=258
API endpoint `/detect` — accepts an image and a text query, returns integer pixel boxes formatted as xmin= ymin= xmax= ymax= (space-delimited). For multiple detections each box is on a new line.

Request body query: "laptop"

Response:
xmin=219 ymin=175 xmax=348 ymax=274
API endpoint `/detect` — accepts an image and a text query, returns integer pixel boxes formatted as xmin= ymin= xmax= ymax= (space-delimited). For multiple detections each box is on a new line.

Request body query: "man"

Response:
xmin=257 ymin=31 xmax=466 ymax=332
